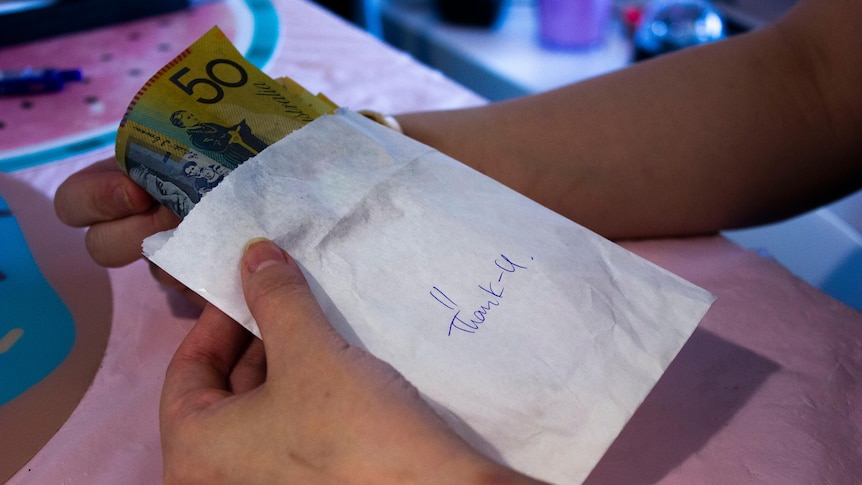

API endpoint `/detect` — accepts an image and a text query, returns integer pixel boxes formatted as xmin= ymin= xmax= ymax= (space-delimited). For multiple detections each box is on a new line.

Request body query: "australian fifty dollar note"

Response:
xmin=116 ymin=26 xmax=336 ymax=217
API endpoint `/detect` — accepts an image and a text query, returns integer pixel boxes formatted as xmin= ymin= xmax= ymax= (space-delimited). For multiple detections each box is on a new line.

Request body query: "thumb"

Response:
xmin=240 ymin=238 xmax=342 ymax=371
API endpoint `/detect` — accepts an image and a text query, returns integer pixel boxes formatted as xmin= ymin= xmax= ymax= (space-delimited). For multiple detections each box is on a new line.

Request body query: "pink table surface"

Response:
xmin=0 ymin=1 xmax=240 ymax=155
xmin=3 ymin=0 xmax=861 ymax=483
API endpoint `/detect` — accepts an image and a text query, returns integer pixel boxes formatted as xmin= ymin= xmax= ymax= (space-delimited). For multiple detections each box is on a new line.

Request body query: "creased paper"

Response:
xmin=144 ymin=109 xmax=715 ymax=484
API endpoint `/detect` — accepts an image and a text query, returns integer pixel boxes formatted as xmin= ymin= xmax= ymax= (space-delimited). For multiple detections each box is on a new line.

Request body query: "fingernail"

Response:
xmin=243 ymin=238 xmax=287 ymax=273
xmin=114 ymin=185 xmax=133 ymax=210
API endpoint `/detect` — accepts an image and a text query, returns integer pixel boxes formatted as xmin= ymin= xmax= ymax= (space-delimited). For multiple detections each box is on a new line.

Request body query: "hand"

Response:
xmin=160 ymin=238 xmax=544 ymax=484
xmin=54 ymin=158 xmax=204 ymax=306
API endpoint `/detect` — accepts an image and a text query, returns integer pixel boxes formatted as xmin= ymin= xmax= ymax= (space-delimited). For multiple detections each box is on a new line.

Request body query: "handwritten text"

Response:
xmin=431 ymin=254 xmax=531 ymax=336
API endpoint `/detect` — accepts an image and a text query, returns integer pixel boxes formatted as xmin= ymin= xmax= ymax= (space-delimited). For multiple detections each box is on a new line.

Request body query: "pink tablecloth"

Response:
xmin=3 ymin=1 xmax=860 ymax=483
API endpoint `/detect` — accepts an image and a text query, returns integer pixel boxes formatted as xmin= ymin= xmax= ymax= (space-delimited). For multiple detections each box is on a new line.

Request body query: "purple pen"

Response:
xmin=0 ymin=67 xmax=83 ymax=95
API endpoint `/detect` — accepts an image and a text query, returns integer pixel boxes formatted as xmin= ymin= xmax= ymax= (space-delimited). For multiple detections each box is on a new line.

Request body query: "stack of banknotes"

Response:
xmin=116 ymin=26 xmax=337 ymax=217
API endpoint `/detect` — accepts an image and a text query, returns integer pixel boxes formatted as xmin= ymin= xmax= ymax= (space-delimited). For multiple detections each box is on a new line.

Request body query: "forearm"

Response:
xmin=395 ymin=0 xmax=862 ymax=239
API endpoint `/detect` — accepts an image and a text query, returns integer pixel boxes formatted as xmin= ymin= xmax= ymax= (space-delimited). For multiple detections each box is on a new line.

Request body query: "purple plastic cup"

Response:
xmin=538 ymin=0 xmax=613 ymax=49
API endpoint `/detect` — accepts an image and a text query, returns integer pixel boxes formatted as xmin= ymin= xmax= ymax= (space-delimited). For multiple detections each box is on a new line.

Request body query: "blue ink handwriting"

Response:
xmin=431 ymin=254 xmax=531 ymax=336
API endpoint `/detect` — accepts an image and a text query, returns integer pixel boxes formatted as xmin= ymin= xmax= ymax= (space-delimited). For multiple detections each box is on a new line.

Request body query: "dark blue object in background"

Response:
xmin=634 ymin=0 xmax=725 ymax=59
xmin=0 ymin=0 xmax=190 ymax=47
xmin=435 ymin=0 xmax=504 ymax=28
xmin=0 ymin=68 xmax=82 ymax=96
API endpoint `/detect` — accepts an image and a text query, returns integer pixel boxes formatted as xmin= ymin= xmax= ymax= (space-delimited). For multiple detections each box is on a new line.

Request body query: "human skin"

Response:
xmin=56 ymin=0 xmax=862 ymax=256
xmin=159 ymin=239 xmax=546 ymax=484
xmin=395 ymin=0 xmax=861 ymax=239
xmin=52 ymin=0 xmax=861 ymax=478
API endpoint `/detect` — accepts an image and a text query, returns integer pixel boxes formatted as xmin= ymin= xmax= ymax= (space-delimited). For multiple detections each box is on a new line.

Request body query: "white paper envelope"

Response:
xmin=144 ymin=109 xmax=714 ymax=484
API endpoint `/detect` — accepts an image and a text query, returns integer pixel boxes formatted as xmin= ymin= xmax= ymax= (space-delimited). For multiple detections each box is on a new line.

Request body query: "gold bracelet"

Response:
xmin=357 ymin=109 xmax=403 ymax=134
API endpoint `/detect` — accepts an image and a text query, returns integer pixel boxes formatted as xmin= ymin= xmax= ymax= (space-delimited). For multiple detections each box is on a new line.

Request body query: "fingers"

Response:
xmin=85 ymin=204 xmax=181 ymax=267
xmin=161 ymin=303 xmax=253 ymax=421
xmin=55 ymin=158 xmax=182 ymax=267
xmin=229 ymin=339 xmax=267 ymax=393
xmin=240 ymin=238 xmax=345 ymax=372
xmin=55 ymin=158 xmax=153 ymax=227
xmin=150 ymin=261 xmax=208 ymax=308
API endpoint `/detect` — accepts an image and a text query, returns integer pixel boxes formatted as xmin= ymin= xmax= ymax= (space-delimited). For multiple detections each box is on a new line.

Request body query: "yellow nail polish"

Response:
xmin=243 ymin=237 xmax=272 ymax=254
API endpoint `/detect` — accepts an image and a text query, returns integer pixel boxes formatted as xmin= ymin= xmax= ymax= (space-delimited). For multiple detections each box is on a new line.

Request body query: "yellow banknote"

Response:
xmin=116 ymin=26 xmax=336 ymax=217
